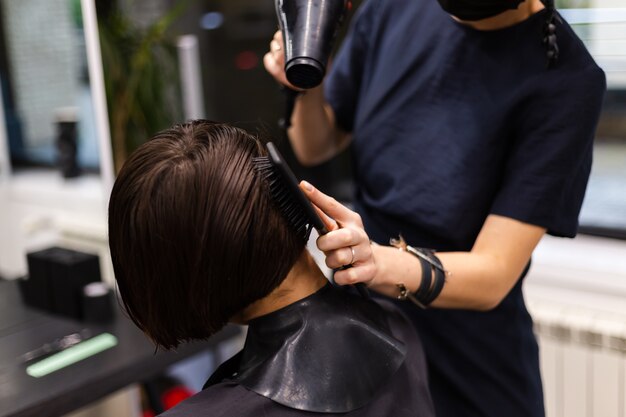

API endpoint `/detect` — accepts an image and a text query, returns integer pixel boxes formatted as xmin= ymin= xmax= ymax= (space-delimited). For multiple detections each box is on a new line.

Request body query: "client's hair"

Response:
xmin=108 ymin=120 xmax=306 ymax=349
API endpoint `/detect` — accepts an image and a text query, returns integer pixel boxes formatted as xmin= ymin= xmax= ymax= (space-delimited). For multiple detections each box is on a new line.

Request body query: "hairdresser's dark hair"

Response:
xmin=108 ymin=120 xmax=306 ymax=349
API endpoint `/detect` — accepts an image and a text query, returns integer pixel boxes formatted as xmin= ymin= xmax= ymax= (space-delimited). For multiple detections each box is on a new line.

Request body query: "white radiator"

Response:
xmin=528 ymin=300 xmax=626 ymax=417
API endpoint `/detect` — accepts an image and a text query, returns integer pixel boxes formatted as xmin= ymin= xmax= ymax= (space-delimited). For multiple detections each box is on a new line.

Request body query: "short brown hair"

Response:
xmin=108 ymin=120 xmax=306 ymax=349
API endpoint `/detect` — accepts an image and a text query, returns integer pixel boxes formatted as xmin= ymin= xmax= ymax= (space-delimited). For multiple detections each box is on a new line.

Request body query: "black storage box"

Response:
xmin=20 ymin=247 xmax=102 ymax=319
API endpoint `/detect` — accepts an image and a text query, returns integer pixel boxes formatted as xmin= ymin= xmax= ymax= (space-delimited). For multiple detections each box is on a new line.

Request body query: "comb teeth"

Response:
xmin=253 ymin=156 xmax=313 ymax=241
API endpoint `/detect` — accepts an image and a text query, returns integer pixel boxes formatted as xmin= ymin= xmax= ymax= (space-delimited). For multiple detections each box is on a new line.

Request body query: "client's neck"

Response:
xmin=236 ymin=251 xmax=328 ymax=323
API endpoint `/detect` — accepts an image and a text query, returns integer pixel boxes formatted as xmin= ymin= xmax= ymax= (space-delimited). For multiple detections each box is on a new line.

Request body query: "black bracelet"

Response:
xmin=396 ymin=282 xmax=426 ymax=309
xmin=390 ymin=235 xmax=447 ymax=308
xmin=410 ymin=247 xmax=446 ymax=306
xmin=414 ymin=254 xmax=432 ymax=300
xmin=424 ymin=263 xmax=445 ymax=305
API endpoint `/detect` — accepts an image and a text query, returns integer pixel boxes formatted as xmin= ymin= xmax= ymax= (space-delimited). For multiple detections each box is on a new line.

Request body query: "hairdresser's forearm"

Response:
xmin=288 ymin=86 xmax=351 ymax=166
xmin=369 ymin=215 xmax=546 ymax=311
xmin=372 ymin=246 xmax=520 ymax=310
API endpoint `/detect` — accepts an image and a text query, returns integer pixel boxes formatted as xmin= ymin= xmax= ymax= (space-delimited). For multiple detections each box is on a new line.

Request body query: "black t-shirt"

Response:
xmin=325 ymin=0 xmax=605 ymax=416
xmin=327 ymin=0 xmax=605 ymax=251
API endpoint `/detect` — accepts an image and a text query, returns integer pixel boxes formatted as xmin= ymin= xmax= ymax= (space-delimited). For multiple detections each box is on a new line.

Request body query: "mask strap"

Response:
xmin=542 ymin=0 xmax=561 ymax=68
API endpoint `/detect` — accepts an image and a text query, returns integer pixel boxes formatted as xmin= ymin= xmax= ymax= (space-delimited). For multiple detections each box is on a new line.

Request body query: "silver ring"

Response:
xmin=348 ymin=246 xmax=355 ymax=265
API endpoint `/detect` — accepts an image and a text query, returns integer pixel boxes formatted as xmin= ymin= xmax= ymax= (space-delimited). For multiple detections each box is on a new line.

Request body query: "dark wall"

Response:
xmin=169 ymin=0 xmax=363 ymax=201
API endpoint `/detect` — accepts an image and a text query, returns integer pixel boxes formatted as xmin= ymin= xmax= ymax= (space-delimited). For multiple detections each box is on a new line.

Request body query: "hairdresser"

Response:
xmin=264 ymin=0 xmax=605 ymax=416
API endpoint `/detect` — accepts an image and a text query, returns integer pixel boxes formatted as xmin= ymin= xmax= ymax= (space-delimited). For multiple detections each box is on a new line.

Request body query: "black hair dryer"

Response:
xmin=276 ymin=0 xmax=349 ymax=90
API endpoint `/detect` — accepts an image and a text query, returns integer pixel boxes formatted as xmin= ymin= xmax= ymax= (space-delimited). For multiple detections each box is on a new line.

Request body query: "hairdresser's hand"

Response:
xmin=300 ymin=181 xmax=377 ymax=287
xmin=263 ymin=30 xmax=304 ymax=91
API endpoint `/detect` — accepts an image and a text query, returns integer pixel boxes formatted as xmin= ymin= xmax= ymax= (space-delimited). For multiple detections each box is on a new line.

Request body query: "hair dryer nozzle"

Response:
xmin=286 ymin=57 xmax=325 ymax=89
xmin=276 ymin=0 xmax=348 ymax=90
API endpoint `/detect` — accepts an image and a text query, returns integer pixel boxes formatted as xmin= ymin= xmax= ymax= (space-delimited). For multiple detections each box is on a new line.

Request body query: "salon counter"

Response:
xmin=0 ymin=280 xmax=241 ymax=417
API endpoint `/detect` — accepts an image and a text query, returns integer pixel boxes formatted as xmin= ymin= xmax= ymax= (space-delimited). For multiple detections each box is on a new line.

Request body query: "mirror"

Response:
xmin=0 ymin=0 xmax=101 ymax=174
xmin=0 ymin=0 xmax=114 ymax=281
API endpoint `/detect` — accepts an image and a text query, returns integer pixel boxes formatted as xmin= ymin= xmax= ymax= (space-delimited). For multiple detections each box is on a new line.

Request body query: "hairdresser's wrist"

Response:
xmin=294 ymin=84 xmax=324 ymax=101
xmin=369 ymin=243 xmax=423 ymax=298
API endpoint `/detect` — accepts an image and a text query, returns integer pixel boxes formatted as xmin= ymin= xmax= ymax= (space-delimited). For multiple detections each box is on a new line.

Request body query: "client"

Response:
xmin=108 ymin=120 xmax=435 ymax=416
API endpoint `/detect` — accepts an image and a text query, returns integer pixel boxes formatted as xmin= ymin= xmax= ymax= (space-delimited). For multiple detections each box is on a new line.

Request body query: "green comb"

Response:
xmin=26 ymin=333 xmax=118 ymax=378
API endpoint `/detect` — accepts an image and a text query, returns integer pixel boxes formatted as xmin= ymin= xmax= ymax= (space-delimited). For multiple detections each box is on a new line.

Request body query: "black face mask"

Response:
xmin=437 ymin=0 xmax=525 ymax=21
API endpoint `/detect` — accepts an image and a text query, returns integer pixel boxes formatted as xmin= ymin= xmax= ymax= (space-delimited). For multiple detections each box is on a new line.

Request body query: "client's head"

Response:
xmin=108 ymin=120 xmax=306 ymax=349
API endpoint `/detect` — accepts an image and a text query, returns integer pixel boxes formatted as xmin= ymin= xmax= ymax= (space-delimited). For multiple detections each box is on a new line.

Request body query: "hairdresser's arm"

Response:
xmin=369 ymin=216 xmax=545 ymax=311
xmin=264 ymin=31 xmax=350 ymax=166
xmin=302 ymin=182 xmax=546 ymax=311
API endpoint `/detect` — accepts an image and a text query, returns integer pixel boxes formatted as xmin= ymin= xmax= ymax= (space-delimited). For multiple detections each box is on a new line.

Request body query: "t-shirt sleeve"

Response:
xmin=324 ymin=0 xmax=377 ymax=132
xmin=490 ymin=65 xmax=606 ymax=237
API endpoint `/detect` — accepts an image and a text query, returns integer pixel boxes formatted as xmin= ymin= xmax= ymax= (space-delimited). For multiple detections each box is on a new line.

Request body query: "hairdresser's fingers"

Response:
xmin=323 ymin=240 xmax=373 ymax=270
xmin=270 ymin=30 xmax=284 ymax=55
xmin=312 ymin=203 xmax=339 ymax=232
xmin=273 ymin=30 xmax=283 ymax=43
xmin=263 ymin=50 xmax=288 ymax=83
xmin=263 ymin=52 xmax=302 ymax=91
xmin=324 ymin=247 xmax=352 ymax=270
xmin=299 ymin=180 xmax=375 ymax=279
xmin=270 ymin=40 xmax=282 ymax=57
xmin=318 ymin=227 xmax=371 ymax=269
xmin=333 ymin=263 xmax=377 ymax=287
xmin=300 ymin=181 xmax=363 ymax=228
xmin=264 ymin=30 xmax=303 ymax=91
xmin=316 ymin=226 xmax=367 ymax=253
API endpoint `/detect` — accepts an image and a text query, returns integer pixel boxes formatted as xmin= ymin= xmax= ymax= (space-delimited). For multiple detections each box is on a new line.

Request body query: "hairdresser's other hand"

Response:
xmin=299 ymin=181 xmax=377 ymax=287
xmin=263 ymin=30 xmax=304 ymax=91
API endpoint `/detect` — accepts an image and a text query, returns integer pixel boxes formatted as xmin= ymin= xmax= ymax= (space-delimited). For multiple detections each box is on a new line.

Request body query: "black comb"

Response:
xmin=254 ymin=142 xmax=369 ymax=299
xmin=253 ymin=142 xmax=328 ymax=241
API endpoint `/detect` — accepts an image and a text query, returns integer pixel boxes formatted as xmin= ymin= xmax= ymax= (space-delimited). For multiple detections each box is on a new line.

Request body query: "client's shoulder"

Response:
xmin=158 ymin=383 xmax=258 ymax=417
xmin=159 ymin=382 xmax=348 ymax=416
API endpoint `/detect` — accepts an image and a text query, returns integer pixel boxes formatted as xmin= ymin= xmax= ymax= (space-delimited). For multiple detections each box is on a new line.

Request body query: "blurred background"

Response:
xmin=0 ymin=0 xmax=624 ymax=416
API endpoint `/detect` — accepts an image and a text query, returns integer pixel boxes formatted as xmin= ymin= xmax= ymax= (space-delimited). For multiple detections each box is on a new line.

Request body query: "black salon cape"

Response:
xmin=325 ymin=1 xmax=606 ymax=416
xmin=160 ymin=285 xmax=435 ymax=416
